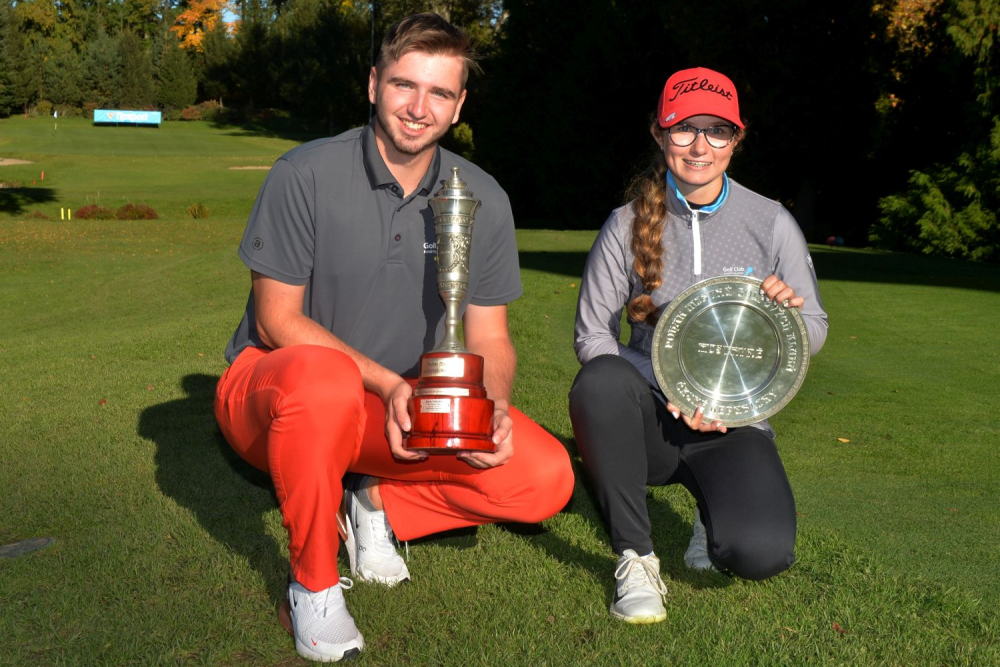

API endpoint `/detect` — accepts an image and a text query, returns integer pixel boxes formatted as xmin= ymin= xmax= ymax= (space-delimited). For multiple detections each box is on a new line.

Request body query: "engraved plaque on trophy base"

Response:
xmin=405 ymin=352 xmax=496 ymax=452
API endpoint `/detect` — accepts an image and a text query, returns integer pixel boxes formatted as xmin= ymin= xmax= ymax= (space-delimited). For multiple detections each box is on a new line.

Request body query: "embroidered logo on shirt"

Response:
xmin=723 ymin=266 xmax=747 ymax=275
xmin=252 ymin=237 xmax=263 ymax=250
xmin=424 ymin=242 xmax=437 ymax=255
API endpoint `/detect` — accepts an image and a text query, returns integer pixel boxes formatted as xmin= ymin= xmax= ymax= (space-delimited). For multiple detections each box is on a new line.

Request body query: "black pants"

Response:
xmin=569 ymin=355 xmax=796 ymax=580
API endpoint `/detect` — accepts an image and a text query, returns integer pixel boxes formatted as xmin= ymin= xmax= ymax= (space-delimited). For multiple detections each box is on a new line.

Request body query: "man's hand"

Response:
xmin=666 ymin=401 xmax=728 ymax=434
xmin=457 ymin=406 xmax=513 ymax=469
xmin=760 ymin=274 xmax=804 ymax=309
xmin=384 ymin=379 xmax=428 ymax=462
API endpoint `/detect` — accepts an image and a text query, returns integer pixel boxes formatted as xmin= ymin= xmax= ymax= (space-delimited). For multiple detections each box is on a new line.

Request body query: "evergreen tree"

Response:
xmin=117 ymin=28 xmax=155 ymax=107
xmin=45 ymin=36 xmax=85 ymax=107
xmin=230 ymin=17 xmax=275 ymax=110
xmin=82 ymin=26 xmax=120 ymax=107
xmin=7 ymin=30 xmax=46 ymax=114
xmin=271 ymin=0 xmax=368 ymax=131
xmin=0 ymin=3 xmax=15 ymax=116
xmin=156 ymin=38 xmax=198 ymax=111
xmin=197 ymin=18 xmax=234 ymax=104
xmin=872 ymin=0 xmax=1000 ymax=261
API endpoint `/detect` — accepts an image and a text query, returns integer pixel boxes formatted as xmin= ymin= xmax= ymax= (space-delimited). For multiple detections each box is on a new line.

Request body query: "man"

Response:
xmin=214 ymin=13 xmax=575 ymax=663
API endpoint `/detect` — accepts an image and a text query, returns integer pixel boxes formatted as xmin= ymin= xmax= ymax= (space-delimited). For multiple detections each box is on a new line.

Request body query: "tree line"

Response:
xmin=1 ymin=0 xmax=997 ymax=261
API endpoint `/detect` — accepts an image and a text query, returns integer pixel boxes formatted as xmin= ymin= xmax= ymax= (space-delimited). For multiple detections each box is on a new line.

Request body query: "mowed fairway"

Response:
xmin=0 ymin=116 xmax=309 ymax=219
xmin=1 ymin=117 xmax=998 ymax=665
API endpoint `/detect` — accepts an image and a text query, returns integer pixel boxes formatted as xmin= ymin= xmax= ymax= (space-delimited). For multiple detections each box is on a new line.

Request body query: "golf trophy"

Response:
xmin=650 ymin=276 xmax=811 ymax=427
xmin=404 ymin=167 xmax=496 ymax=453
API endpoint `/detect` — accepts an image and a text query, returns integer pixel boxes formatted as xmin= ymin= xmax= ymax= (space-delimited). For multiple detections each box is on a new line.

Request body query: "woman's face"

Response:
xmin=652 ymin=114 xmax=739 ymax=205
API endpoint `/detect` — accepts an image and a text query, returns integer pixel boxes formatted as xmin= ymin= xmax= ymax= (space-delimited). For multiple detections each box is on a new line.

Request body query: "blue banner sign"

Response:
xmin=93 ymin=109 xmax=162 ymax=126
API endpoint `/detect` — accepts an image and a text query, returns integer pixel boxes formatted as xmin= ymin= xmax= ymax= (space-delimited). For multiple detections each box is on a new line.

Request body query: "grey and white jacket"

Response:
xmin=574 ymin=176 xmax=828 ymax=429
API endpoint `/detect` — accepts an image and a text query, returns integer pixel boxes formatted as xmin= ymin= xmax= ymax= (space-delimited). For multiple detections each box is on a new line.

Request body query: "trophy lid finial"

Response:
xmin=446 ymin=167 xmax=465 ymax=190
xmin=430 ymin=167 xmax=480 ymax=217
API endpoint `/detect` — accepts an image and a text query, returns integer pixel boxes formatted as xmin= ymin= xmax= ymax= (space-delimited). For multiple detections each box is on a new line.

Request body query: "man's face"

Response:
xmin=369 ymin=51 xmax=467 ymax=159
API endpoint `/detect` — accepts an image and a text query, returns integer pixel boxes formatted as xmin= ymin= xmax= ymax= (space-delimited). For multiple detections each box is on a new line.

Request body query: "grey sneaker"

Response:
xmin=343 ymin=475 xmax=410 ymax=586
xmin=684 ymin=510 xmax=719 ymax=572
xmin=285 ymin=579 xmax=364 ymax=662
xmin=610 ymin=549 xmax=668 ymax=624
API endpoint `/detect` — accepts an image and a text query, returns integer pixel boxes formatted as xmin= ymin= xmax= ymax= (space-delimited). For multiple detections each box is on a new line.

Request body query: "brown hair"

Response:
xmin=625 ymin=122 xmax=746 ymax=323
xmin=376 ymin=13 xmax=481 ymax=87
xmin=625 ymin=140 xmax=669 ymax=324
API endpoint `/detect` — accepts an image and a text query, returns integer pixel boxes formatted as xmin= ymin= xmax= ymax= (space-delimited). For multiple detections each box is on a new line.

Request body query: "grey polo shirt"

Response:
xmin=223 ymin=122 xmax=522 ymax=376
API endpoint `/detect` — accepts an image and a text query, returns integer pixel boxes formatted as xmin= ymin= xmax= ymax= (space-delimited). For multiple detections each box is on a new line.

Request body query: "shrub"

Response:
xmin=449 ymin=122 xmax=475 ymax=161
xmin=197 ymin=100 xmax=223 ymax=122
xmin=115 ymin=203 xmax=159 ymax=220
xmin=254 ymin=108 xmax=290 ymax=123
xmin=180 ymin=106 xmax=201 ymax=121
xmin=28 ymin=211 xmax=49 ymax=219
xmin=186 ymin=203 xmax=210 ymax=219
xmin=75 ymin=205 xmax=115 ymax=220
xmin=83 ymin=102 xmax=99 ymax=117
xmin=35 ymin=100 xmax=53 ymax=117
xmin=54 ymin=105 xmax=81 ymax=118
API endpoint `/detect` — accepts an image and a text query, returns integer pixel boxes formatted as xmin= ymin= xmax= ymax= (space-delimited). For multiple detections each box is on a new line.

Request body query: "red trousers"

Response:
xmin=214 ymin=345 xmax=574 ymax=592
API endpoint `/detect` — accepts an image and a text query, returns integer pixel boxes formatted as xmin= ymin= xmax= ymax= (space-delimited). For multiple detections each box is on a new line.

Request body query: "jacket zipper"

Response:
xmin=692 ymin=210 xmax=703 ymax=276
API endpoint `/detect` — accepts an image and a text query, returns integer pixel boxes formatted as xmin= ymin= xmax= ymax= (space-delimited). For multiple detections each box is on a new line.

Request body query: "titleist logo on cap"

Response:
xmin=668 ymin=77 xmax=734 ymax=102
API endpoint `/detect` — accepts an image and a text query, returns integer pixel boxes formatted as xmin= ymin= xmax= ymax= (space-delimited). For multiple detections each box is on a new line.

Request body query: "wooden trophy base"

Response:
xmin=405 ymin=352 xmax=496 ymax=453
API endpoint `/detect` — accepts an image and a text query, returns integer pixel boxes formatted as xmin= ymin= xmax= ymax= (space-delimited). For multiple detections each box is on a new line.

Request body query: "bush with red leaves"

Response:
xmin=75 ymin=205 xmax=115 ymax=220
xmin=115 ymin=203 xmax=159 ymax=220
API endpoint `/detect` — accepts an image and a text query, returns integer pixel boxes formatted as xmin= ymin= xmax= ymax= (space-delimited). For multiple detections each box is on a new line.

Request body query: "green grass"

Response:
xmin=0 ymin=116 xmax=313 ymax=219
xmin=1 ymin=117 xmax=998 ymax=666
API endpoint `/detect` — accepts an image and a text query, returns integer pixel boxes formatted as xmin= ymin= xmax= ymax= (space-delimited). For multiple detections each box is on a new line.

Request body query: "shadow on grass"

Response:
xmin=138 ymin=373 xmax=288 ymax=607
xmin=0 ymin=187 xmax=57 ymax=215
xmin=137 ymin=375 xmax=733 ymax=613
xmin=810 ymin=246 xmax=1000 ymax=292
xmin=520 ymin=246 xmax=1000 ymax=293
xmin=519 ymin=433 xmax=731 ymax=594
xmin=520 ymin=251 xmax=589 ymax=279
xmin=209 ymin=118 xmax=326 ymax=145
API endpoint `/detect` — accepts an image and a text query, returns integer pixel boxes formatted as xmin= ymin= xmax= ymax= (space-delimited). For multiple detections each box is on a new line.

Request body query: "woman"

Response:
xmin=569 ymin=67 xmax=828 ymax=624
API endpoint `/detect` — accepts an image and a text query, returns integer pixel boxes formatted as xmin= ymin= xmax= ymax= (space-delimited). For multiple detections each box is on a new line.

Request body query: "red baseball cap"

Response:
xmin=657 ymin=67 xmax=744 ymax=129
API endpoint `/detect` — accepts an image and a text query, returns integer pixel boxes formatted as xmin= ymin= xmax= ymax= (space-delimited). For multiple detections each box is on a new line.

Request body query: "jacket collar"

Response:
xmin=665 ymin=171 xmax=730 ymax=220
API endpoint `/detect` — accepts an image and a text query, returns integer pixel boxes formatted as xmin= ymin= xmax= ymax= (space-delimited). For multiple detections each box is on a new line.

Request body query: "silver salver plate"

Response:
xmin=650 ymin=276 xmax=810 ymax=427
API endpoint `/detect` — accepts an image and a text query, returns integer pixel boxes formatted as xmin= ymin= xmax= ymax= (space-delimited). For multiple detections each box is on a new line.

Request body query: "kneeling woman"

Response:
xmin=569 ymin=67 xmax=828 ymax=624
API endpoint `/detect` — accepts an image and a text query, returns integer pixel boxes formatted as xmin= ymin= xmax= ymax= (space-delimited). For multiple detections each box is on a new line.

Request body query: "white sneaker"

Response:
xmin=343 ymin=476 xmax=410 ymax=586
xmin=610 ymin=549 xmax=668 ymax=624
xmin=684 ymin=510 xmax=719 ymax=572
xmin=285 ymin=580 xmax=364 ymax=662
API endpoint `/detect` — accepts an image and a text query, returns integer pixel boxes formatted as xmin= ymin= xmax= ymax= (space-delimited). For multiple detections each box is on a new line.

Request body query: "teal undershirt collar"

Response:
xmin=666 ymin=171 xmax=730 ymax=214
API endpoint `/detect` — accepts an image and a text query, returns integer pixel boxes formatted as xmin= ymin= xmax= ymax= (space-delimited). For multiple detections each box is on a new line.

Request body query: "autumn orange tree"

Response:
xmin=172 ymin=0 xmax=230 ymax=51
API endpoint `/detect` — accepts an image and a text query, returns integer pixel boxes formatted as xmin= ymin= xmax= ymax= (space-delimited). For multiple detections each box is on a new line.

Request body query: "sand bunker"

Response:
xmin=0 ymin=158 xmax=33 ymax=166
xmin=229 ymin=166 xmax=271 ymax=170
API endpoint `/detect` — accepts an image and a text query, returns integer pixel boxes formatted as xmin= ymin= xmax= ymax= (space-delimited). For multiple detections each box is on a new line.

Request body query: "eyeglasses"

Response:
xmin=666 ymin=123 xmax=737 ymax=148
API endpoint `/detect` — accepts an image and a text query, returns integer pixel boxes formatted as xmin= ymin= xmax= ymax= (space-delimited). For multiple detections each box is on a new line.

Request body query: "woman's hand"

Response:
xmin=666 ymin=401 xmax=728 ymax=434
xmin=760 ymin=275 xmax=804 ymax=309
